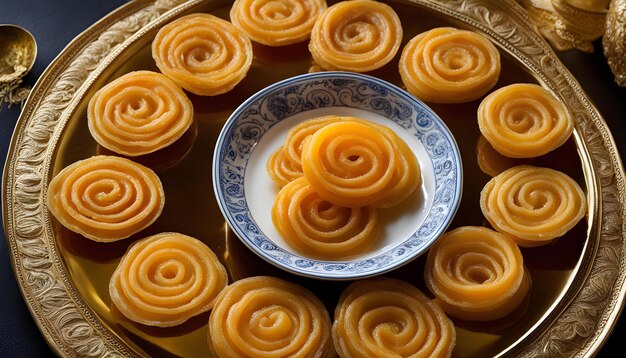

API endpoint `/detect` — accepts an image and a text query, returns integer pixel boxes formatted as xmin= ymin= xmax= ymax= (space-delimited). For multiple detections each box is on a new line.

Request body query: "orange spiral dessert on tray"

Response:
xmin=88 ymin=71 xmax=193 ymax=157
xmin=301 ymin=117 xmax=419 ymax=208
xmin=209 ymin=276 xmax=332 ymax=358
xmin=424 ymin=226 xmax=531 ymax=321
xmin=333 ymin=277 xmax=455 ymax=358
xmin=152 ymin=13 xmax=253 ymax=96
xmin=109 ymin=232 xmax=228 ymax=327
xmin=230 ymin=0 xmax=327 ymax=46
xmin=477 ymin=83 xmax=573 ymax=158
xmin=309 ymin=0 xmax=402 ymax=72
xmin=400 ymin=27 xmax=501 ymax=103
xmin=480 ymin=166 xmax=587 ymax=247
xmin=272 ymin=176 xmax=379 ymax=259
xmin=46 ymin=156 xmax=164 ymax=242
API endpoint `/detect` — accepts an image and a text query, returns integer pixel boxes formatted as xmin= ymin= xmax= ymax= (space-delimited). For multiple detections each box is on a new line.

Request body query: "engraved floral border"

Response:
xmin=214 ymin=72 xmax=462 ymax=278
xmin=2 ymin=0 xmax=624 ymax=357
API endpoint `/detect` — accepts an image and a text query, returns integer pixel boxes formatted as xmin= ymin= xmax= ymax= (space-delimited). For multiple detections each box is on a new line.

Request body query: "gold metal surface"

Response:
xmin=517 ymin=0 xmax=607 ymax=52
xmin=603 ymin=0 xmax=626 ymax=87
xmin=0 ymin=24 xmax=36 ymax=106
xmin=2 ymin=0 xmax=625 ymax=357
xmin=566 ymin=0 xmax=611 ymax=12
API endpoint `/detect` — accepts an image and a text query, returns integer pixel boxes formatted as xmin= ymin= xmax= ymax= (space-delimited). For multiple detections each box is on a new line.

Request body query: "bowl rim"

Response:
xmin=212 ymin=71 xmax=463 ymax=280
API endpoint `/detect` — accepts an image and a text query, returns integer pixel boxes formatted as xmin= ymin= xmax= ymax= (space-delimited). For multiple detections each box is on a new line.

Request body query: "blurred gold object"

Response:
xmin=0 ymin=24 xmax=36 ymax=108
xmin=518 ymin=0 xmax=607 ymax=52
xmin=566 ymin=0 xmax=611 ymax=11
xmin=604 ymin=0 xmax=626 ymax=86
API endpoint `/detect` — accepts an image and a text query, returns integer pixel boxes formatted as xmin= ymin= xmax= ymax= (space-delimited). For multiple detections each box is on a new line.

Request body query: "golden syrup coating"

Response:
xmin=309 ymin=0 xmax=402 ymax=72
xmin=424 ymin=226 xmax=531 ymax=321
xmin=333 ymin=277 xmax=455 ymax=358
xmin=109 ymin=232 xmax=228 ymax=327
xmin=152 ymin=13 xmax=253 ymax=96
xmin=302 ymin=119 xmax=396 ymax=207
xmin=369 ymin=132 xmax=421 ymax=208
xmin=399 ymin=27 xmax=501 ymax=103
xmin=282 ymin=116 xmax=390 ymax=171
xmin=301 ymin=118 xmax=419 ymax=207
xmin=230 ymin=0 xmax=327 ymax=46
xmin=46 ymin=156 xmax=164 ymax=242
xmin=477 ymin=83 xmax=573 ymax=158
xmin=209 ymin=276 xmax=332 ymax=358
xmin=476 ymin=135 xmax=529 ymax=177
xmin=283 ymin=116 xmax=336 ymax=171
xmin=266 ymin=115 xmax=420 ymax=204
xmin=88 ymin=71 xmax=193 ymax=157
xmin=267 ymin=147 xmax=303 ymax=187
xmin=97 ymin=120 xmax=198 ymax=172
xmin=480 ymin=166 xmax=587 ymax=247
xmin=272 ymin=177 xmax=379 ymax=259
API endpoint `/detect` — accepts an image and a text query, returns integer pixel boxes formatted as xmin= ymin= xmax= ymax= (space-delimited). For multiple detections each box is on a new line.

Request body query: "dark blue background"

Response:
xmin=1 ymin=1 xmax=624 ymax=356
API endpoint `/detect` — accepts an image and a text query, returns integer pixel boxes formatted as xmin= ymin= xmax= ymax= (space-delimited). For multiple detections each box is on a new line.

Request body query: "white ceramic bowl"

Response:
xmin=213 ymin=72 xmax=462 ymax=280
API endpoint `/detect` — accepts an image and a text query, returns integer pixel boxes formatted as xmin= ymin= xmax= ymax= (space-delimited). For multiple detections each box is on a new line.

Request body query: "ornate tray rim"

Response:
xmin=2 ymin=0 xmax=625 ymax=357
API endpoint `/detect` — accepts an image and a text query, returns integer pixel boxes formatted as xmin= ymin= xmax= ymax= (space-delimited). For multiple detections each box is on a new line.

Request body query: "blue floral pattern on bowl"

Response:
xmin=213 ymin=72 xmax=462 ymax=280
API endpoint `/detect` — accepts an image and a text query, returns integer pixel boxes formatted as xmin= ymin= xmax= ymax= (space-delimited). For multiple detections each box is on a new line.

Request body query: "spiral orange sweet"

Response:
xmin=267 ymin=147 xmax=303 ymax=187
xmin=230 ymin=0 xmax=327 ymax=46
xmin=424 ymin=226 xmax=531 ymax=321
xmin=272 ymin=176 xmax=379 ymax=259
xmin=109 ymin=232 xmax=227 ymax=327
xmin=209 ymin=276 xmax=332 ymax=358
xmin=369 ymin=131 xmax=421 ymax=208
xmin=309 ymin=0 xmax=402 ymax=72
xmin=46 ymin=156 xmax=164 ymax=242
xmin=283 ymin=116 xmax=335 ymax=171
xmin=477 ymin=83 xmax=573 ymax=158
xmin=266 ymin=116 xmax=335 ymax=187
xmin=480 ymin=166 xmax=587 ymax=247
xmin=87 ymin=71 xmax=193 ymax=157
xmin=333 ymin=277 xmax=455 ymax=358
xmin=301 ymin=118 xmax=419 ymax=207
xmin=152 ymin=13 xmax=253 ymax=96
xmin=399 ymin=27 xmax=501 ymax=103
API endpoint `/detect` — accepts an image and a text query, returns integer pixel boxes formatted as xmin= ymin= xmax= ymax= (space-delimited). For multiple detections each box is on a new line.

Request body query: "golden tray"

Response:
xmin=3 ymin=0 xmax=625 ymax=356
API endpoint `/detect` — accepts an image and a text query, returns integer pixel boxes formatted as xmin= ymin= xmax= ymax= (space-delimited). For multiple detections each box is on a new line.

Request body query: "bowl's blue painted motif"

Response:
xmin=213 ymin=72 xmax=462 ymax=279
